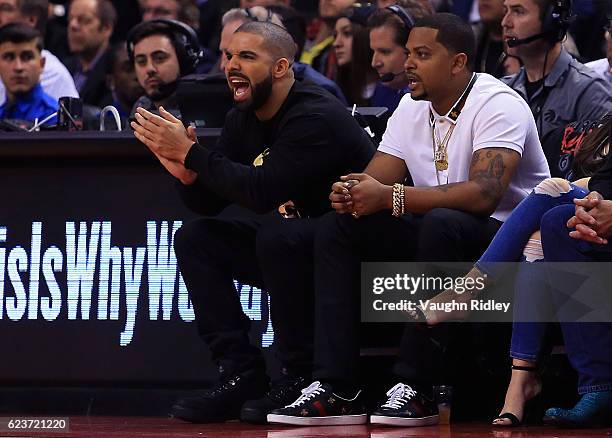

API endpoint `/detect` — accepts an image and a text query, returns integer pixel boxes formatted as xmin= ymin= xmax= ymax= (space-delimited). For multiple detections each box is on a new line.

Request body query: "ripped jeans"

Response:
xmin=473 ymin=178 xmax=586 ymax=362
xmin=475 ymin=178 xmax=588 ymax=277
xmin=474 ymin=178 xmax=612 ymax=393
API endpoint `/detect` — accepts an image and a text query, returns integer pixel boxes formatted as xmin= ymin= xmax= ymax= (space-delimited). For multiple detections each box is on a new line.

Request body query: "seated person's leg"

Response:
xmin=539 ymin=205 xmax=612 ymax=427
xmin=240 ymin=217 xmax=319 ymax=423
xmin=415 ymin=179 xmax=590 ymax=324
xmin=268 ymin=211 xmax=421 ymax=426
xmin=494 ymin=255 xmax=551 ymax=427
xmin=371 ymin=207 xmax=501 ymax=426
xmin=172 ymin=216 xmax=269 ymax=423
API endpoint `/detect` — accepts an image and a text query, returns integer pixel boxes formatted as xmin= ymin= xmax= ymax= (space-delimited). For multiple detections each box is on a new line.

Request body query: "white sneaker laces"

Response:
xmin=381 ymin=383 xmax=417 ymax=409
xmin=286 ymin=381 xmax=326 ymax=408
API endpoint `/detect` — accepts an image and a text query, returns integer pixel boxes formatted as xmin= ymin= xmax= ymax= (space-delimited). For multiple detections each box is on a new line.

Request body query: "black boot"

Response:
xmin=171 ymin=369 xmax=269 ymax=423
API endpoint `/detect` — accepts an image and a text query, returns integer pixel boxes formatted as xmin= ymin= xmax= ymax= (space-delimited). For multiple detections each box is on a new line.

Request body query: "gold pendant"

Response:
xmin=435 ymin=159 xmax=448 ymax=171
xmin=253 ymin=148 xmax=270 ymax=167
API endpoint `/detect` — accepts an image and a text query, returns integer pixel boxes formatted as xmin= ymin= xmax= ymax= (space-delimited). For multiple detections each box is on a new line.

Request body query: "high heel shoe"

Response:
xmin=406 ymin=288 xmax=478 ymax=325
xmin=492 ymin=365 xmax=543 ymax=427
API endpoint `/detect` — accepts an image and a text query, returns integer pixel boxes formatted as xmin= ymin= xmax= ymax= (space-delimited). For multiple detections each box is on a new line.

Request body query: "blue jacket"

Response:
xmin=293 ymin=62 xmax=347 ymax=105
xmin=370 ymin=82 xmax=409 ymax=115
xmin=0 ymin=83 xmax=58 ymax=125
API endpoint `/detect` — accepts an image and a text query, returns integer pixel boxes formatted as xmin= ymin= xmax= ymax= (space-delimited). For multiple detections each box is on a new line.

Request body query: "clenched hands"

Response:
xmin=329 ymin=173 xmax=392 ymax=217
xmin=131 ymin=106 xmax=198 ymax=185
xmin=567 ymin=191 xmax=612 ymax=244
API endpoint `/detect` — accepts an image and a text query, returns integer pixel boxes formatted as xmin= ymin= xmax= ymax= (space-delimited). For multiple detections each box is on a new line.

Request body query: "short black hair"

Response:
xmin=413 ymin=13 xmax=475 ymax=70
xmin=0 ymin=23 xmax=43 ymax=52
xmin=16 ymin=0 xmax=48 ymax=34
xmin=235 ymin=20 xmax=296 ymax=63
xmin=266 ymin=4 xmax=306 ymax=58
xmin=107 ymin=41 xmax=129 ymax=73
xmin=129 ymin=20 xmax=177 ymax=50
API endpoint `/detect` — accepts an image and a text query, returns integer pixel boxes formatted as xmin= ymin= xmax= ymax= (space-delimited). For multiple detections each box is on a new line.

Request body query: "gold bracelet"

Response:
xmin=392 ymin=183 xmax=404 ymax=217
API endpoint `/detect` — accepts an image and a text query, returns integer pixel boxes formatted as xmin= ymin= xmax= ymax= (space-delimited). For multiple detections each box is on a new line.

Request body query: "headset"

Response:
xmin=386 ymin=4 xmax=415 ymax=30
xmin=379 ymin=4 xmax=415 ymax=83
xmin=507 ymin=0 xmax=572 ymax=47
xmin=126 ymin=19 xmax=203 ymax=75
xmin=542 ymin=0 xmax=572 ymax=42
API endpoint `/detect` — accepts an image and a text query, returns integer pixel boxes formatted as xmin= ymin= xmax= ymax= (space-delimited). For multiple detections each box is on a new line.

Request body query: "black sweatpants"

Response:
xmin=312 ymin=208 xmax=502 ymax=385
xmin=174 ymin=209 xmax=317 ymax=378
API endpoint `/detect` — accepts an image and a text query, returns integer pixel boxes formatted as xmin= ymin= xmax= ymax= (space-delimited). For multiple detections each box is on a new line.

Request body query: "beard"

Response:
xmin=147 ymin=79 xmax=178 ymax=102
xmin=235 ymin=72 xmax=273 ymax=112
xmin=410 ymin=90 xmax=429 ymax=101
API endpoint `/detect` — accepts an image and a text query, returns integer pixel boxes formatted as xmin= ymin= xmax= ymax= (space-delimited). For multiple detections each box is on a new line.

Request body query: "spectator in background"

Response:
xmin=472 ymin=0 xmax=506 ymax=77
xmin=0 ymin=0 xmax=78 ymax=105
xmin=333 ymin=4 xmax=378 ymax=106
xmin=140 ymin=0 xmax=200 ymax=32
xmin=65 ymin=0 xmax=116 ymax=107
xmin=586 ymin=18 xmax=612 ymax=86
xmin=300 ymin=0 xmax=353 ymax=77
xmin=219 ymin=7 xmax=347 ymax=103
xmin=0 ymin=23 xmax=57 ymax=125
xmin=266 ymin=4 xmax=307 ymax=58
xmin=501 ymin=0 xmax=612 ymax=140
xmin=368 ymin=1 xmax=429 ymax=113
xmin=128 ymin=19 xmax=201 ymax=118
xmin=103 ymin=42 xmax=143 ymax=124
xmin=140 ymin=0 xmax=216 ymax=73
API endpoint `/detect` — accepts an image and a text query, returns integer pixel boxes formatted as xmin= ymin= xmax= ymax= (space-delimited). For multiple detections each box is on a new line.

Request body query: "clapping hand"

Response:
xmin=131 ymin=106 xmax=197 ymax=185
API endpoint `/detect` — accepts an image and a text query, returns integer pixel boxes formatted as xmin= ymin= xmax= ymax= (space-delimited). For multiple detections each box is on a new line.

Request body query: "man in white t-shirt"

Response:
xmin=269 ymin=13 xmax=550 ymax=428
xmin=0 ymin=0 xmax=78 ymax=104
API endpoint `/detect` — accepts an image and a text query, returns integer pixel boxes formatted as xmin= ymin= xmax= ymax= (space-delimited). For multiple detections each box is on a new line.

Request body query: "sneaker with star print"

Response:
xmin=370 ymin=383 xmax=439 ymax=427
xmin=267 ymin=381 xmax=367 ymax=426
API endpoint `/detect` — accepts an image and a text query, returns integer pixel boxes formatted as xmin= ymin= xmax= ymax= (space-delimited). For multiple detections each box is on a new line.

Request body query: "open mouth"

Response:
xmin=406 ymin=74 xmax=422 ymax=88
xmin=228 ymin=76 xmax=251 ymax=102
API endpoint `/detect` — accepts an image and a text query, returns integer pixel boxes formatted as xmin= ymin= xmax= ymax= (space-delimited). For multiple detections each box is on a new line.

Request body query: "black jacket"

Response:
xmin=65 ymin=49 xmax=113 ymax=108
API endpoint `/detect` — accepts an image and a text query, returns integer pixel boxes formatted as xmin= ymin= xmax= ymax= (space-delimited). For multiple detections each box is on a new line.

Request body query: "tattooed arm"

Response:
xmin=401 ymin=148 xmax=521 ymax=216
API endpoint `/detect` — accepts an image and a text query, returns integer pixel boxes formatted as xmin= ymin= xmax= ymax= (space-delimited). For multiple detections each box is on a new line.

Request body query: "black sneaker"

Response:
xmin=240 ymin=375 xmax=309 ymax=424
xmin=267 ymin=381 xmax=367 ymax=426
xmin=170 ymin=369 xmax=268 ymax=423
xmin=370 ymin=383 xmax=439 ymax=427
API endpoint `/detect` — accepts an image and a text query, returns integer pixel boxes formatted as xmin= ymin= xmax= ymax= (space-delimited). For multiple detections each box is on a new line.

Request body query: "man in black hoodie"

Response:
xmin=132 ymin=20 xmax=374 ymax=424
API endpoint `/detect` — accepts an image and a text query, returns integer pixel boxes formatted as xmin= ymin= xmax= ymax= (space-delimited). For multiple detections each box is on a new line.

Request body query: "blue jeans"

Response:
xmin=539 ymin=205 xmax=612 ymax=394
xmin=472 ymin=184 xmax=588 ymax=364
xmin=470 ymin=183 xmax=612 ymax=394
xmin=475 ymin=184 xmax=589 ymax=277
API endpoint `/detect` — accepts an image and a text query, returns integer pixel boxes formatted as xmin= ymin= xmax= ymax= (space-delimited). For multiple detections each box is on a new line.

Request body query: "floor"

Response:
xmin=1 ymin=418 xmax=611 ymax=438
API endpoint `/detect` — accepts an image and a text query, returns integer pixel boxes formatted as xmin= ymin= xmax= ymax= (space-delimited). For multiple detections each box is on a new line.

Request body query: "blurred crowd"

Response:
xmin=0 ymin=0 xmax=608 ymax=130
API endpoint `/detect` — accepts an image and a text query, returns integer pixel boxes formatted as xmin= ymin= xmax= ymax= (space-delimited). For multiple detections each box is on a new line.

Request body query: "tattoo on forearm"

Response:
xmin=434 ymin=182 xmax=462 ymax=193
xmin=473 ymin=152 xmax=506 ymax=201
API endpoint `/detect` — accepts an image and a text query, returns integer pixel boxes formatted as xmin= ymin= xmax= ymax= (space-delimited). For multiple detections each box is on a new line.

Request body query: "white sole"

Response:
xmin=267 ymin=413 xmax=368 ymax=426
xmin=370 ymin=414 xmax=439 ymax=427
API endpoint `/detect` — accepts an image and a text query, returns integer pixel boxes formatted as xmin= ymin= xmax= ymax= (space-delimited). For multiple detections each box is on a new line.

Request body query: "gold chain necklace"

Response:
xmin=432 ymin=122 xmax=456 ymax=172
xmin=429 ymin=73 xmax=477 ymax=177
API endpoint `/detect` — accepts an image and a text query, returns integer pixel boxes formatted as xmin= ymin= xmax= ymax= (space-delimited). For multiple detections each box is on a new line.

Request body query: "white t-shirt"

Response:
xmin=0 ymin=49 xmax=79 ymax=105
xmin=378 ymin=73 xmax=550 ymax=222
